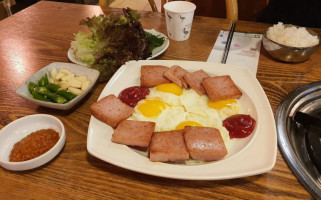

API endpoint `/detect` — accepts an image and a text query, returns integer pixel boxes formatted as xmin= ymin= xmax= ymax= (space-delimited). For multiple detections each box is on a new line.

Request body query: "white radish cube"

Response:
xmin=81 ymin=80 xmax=91 ymax=91
xmin=49 ymin=77 xmax=54 ymax=83
xmin=69 ymin=78 xmax=82 ymax=88
xmin=56 ymin=72 xmax=66 ymax=80
xmin=61 ymin=73 xmax=75 ymax=81
xmin=59 ymin=69 xmax=71 ymax=75
xmin=59 ymin=80 xmax=70 ymax=90
xmin=50 ymin=68 xmax=57 ymax=80
xmin=77 ymin=76 xmax=88 ymax=82
xmin=68 ymin=87 xmax=82 ymax=95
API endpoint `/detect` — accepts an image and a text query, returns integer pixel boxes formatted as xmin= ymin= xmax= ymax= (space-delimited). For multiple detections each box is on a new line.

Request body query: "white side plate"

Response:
xmin=68 ymin=29 xmax=169 ymax=66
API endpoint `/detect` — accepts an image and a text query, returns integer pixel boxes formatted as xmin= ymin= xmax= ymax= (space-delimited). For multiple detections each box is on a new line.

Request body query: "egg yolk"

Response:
xmin=175 ymin=121 xmax=202 ymax=130
xmin=138 ymin=99 xmax=166 ymax=117
xmin=155 ymin=83 xmax=183 ymax=96
xmin=208 ymin=99 xmax=237 ymax=109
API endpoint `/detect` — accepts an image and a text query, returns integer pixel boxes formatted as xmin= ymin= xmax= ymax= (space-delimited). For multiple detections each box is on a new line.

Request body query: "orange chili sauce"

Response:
xmin=9 ymin=129 xmax=60 ymax=162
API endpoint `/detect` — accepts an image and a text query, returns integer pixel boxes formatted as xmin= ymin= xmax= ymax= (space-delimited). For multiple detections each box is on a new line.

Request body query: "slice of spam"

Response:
xmin=90 ymin=94 xmax=134 ymax=128
xmin=184 ymin=70 xmax=210 ymax=95
xmin=202 ymin=75 xmax=242 ymax=102
xmin=164 ymin=65 xmax=189 ymax=89
xmin=184 ymin=126 xmax=227 ymax=161
xmin=140 ymin=65 xmax=170 ymax=87
xmin=149 ymin=130 xmax=189 ymax=162
xmin=112 ymin=120 xmax=156 ymax=147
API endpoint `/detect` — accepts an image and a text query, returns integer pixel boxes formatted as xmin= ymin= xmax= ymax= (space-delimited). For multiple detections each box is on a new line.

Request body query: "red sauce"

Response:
xmin=118 ymin=86 xmax=150 ymax=107
xmin=223 ymin=114 xmax=256 ymax=139
xmin=9 ymin=129 xmax=60 ymax=162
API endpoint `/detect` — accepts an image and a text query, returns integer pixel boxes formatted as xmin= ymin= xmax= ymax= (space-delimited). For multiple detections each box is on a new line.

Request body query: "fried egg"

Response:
xmin=129 ymin=83 xmax=240 ymax=140
xmin=175 ymin=121 xmax=202 ymax=130
xmin=208 ymin=99 xmax=240 ymax=120
xmin=129 ymin=97 xmax=186 ymax=132
xmin=147 ymin=83 xmax=183 ymax=106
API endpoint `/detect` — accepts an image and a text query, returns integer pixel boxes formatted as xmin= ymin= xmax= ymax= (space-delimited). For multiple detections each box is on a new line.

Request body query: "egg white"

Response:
xmin=147 ymin=87 xmax=182 ymax=106
xmin=128 ymin=86 xmax=241 ymax=149
xmin=219 ymin=103 xmax=240 ymax=120
xmin=180 ymin=89 xmax=209 ymax=115
xmin=129 ymin=98 xmax=187 ymax=132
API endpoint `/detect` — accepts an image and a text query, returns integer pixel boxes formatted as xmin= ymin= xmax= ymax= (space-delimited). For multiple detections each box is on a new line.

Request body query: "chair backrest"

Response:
xmin=0 ymin=3 xmax=7 ymax=20
xmin=0 ymin=0 xmax=14 ymax=20
xmin=225 ymin=0 xmax=238 ymax=20
xmin=99 ymin=0 xmax=158 ymax=12
xmin=99 ymin=0 xmax=109 ymax=7
xmin=161 ymin=0 xmax=238 ymax=20
xmin=98 ymin=0 xmax=239 ymax=20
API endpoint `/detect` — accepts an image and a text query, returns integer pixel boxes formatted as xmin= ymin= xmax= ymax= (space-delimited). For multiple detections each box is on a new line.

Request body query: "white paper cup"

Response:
xmin=164 ymin=1 xmax=196 ymax=41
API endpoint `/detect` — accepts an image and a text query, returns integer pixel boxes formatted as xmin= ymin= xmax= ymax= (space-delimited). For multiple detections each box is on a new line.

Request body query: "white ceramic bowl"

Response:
xmin=0 ymin=114 xmax=66 ymax=171
xmin=16 ymin=62 xmax=100 ymax=110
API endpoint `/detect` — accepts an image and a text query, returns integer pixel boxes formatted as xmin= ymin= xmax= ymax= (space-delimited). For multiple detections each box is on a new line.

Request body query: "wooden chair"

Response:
xmin=160 ymin=0 xmax=238 ymax=20
xmin=99 ymin=0 xmax=158 ymax=12
xmin=0 ymin=0 xmax=15 ymax=20
xmin=98 ymin=0 xmax=238 ymax=20
xmin=225 ymin=0 xmax=238 ymax=20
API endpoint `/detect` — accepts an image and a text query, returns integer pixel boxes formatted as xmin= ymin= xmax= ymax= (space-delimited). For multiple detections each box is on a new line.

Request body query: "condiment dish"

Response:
xmin=16 ymin=62 xmax=100 ymax=110
xmin=0 ymin=114 xmax=66 ymax=171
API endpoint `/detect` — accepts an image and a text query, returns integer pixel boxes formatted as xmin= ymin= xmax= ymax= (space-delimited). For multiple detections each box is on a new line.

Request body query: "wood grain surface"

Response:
xmin=1 ymin=1 xmax=321 ymax=199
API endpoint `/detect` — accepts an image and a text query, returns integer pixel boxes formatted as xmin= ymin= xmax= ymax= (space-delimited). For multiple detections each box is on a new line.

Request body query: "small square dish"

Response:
xmin=16 ymin=62 xmax=100 ymax=110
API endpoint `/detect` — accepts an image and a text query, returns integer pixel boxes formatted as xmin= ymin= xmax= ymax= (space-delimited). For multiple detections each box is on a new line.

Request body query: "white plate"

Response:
xmin=68 ymin=29 xmax=169 ymax=66
xmin=16 ymin=62 xmax=100 ymax=110
xmin=87 ymin=60 xmax=277 ymax=180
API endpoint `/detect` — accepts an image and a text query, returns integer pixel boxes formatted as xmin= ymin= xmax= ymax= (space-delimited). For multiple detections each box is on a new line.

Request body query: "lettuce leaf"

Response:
xmin=145 ymin=31 xmax=165 ymax=51
xmin=72 ymin=8 xmax=152 ymax=82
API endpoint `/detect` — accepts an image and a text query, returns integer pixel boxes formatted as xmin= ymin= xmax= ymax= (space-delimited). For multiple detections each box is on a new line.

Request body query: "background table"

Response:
xmin=0 ymin=1 xmax=320 ymax=199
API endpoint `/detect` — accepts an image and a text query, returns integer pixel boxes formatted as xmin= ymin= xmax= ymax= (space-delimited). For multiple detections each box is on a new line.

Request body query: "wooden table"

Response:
xmin=1 ymin=1 xmax=320 ymax=199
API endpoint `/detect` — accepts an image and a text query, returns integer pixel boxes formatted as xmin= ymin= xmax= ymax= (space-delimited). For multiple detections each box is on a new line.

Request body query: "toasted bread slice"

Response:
xmin=202 ymin=75 xmax=242 ymax=102
xmin=90 ymin=94 xmax=134 ymax=128
xmin=184 ymin=126 xmax=227 ymax=161
xmin=112 ymin=120 xmax=156 ymax=147
xmin=149 ymin=130 xmax=189 ymax=162
xmin=141 ymin=65 xmax=170 ymax=87
xmin=164 ymin=65 xmax=188 ymax=88
xmin=184 ymin=70 xmax=210 ymax=95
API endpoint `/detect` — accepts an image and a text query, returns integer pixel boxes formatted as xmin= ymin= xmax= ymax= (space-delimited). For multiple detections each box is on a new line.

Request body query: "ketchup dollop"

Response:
xmin=223 ymin=114 xmax=256 ymax=139
xmin=118 ymin=86 xmax=150 ymax=107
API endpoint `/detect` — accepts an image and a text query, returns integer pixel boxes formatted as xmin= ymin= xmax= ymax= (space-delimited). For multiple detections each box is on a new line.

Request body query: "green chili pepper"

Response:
xmin=56 ymin=89 xmax=77 ymax=101
xmin=36 ymin=87 xmax=67 ymax=104
xmin=36 ymin=86 xmax=51 ymax=96
xmin=28 ymin=82 xmax=38 ymax=94
xmin=31 ymin=90 xmax=50 ymax=102
xmin=47 ymin=93 xmax=68 ymax=104
xmin=38 ymin=73 xmax=49 ymax=87
xmin=46 ymin=83 xmax=60 ymax=93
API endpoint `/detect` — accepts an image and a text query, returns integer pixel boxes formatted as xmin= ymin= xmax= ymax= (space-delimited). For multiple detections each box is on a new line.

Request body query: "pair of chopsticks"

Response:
xmin=221 ymin=22 xmax=236 ymax=64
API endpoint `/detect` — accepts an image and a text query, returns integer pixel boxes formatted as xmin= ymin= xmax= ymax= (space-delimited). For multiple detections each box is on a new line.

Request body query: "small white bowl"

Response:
xmin=0 ymin=114 xmax=66 ymax=171
xmin=16 ymin=62 xmax=100 ymax=110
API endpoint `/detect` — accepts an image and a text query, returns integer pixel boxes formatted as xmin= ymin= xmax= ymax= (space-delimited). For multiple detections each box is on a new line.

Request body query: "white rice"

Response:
xmin=266 ymin=22 xmax=319 ymax=48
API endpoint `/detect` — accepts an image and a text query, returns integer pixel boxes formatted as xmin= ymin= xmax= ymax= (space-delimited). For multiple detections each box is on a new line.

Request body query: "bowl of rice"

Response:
xmin=262 ymin=22 xmax=320 ymax=62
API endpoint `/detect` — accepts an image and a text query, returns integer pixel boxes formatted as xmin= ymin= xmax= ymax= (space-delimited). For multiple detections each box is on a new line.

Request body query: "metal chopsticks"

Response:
xmin=221 ymin=22 xmax=236 ymax=64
